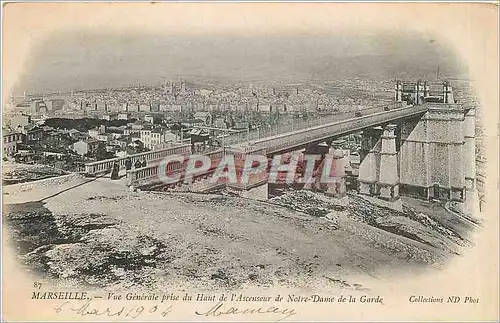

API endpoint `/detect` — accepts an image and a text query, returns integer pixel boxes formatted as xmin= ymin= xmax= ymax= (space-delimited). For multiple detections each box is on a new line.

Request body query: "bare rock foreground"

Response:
xmin=3 ymin=176 xmax=475 ymax=292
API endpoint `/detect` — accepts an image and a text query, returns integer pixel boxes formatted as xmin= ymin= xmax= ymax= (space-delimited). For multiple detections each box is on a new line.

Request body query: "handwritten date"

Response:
xmin=54 ymin=299 xmax=173 ymax=319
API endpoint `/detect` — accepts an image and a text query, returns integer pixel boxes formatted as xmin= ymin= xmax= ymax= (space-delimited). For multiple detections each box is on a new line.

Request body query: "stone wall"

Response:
xmin=399 ymin=103 xmax=466 ymax=201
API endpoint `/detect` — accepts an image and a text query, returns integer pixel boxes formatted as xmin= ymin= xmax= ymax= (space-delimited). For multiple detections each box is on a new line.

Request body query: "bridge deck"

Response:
xmin=232 ymin=104 xmax=426 ymax=154
xmin=84 ymin=104 xmax=428 ymax=188
xmin=220 ymin=104 xmax=395 ymax=145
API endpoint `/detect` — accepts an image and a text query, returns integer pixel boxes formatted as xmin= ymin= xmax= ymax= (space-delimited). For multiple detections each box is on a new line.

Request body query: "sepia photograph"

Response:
xmin=1 ymin=2 xmax=498 ymax=321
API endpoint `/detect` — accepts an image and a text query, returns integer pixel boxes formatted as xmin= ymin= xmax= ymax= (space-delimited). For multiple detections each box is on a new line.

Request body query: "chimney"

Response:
xmin=414 ymin=82 xmax=420 ymax=105
xmin=424 ymin=81 xmax=430 ymax=97
xmin=417 ymin=80 xmax=425 ymax=104
xmin=395 ymin=80 xmax=403 ymax=102
xmin=443 ymin=81 xmax=454 ymax=103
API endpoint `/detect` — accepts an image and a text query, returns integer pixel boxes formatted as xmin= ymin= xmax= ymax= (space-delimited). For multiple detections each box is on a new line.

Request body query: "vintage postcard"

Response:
xmin=1 ymin=2 xmax=499 ymax=322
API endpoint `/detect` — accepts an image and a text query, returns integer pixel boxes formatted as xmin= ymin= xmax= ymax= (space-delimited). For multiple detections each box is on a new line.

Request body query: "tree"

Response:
xmin=170 ymin=122 xmax=186 ymax=131
xmin=94 ymin=143 xmax=115 ymax=161
xmin=44 ymin=117 xmax=134 ymax=132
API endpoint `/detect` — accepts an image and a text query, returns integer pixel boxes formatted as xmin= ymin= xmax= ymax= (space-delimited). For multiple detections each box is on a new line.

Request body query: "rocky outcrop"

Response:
xmin=4 ymin=201 xmax=172 ymax=287
xmin=348 ymin=194 xmax=473 ymax=255
xmin=270 ymin=190 xmax=346 ymax=219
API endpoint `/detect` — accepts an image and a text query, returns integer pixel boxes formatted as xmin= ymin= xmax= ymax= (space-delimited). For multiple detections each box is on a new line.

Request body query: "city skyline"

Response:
xmin=16 ymin=32 xmax=465 ymax=95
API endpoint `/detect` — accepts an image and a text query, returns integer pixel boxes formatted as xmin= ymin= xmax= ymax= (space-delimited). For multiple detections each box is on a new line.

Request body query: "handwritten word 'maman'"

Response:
xmin=195 ymin=302 xmax=297 ymax=321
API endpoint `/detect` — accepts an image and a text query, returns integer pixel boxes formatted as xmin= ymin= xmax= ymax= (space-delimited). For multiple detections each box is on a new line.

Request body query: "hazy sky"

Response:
xmin=17 ymin=31 xmax=464 ymax=94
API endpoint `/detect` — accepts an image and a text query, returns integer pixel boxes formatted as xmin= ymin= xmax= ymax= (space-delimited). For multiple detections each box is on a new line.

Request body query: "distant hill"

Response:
xmin=17 ymin=32 xmax=465 ymax=93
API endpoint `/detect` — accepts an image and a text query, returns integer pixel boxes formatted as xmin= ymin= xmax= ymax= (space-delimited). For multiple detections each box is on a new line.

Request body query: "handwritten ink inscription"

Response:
xmin=53 ymin=299 xmax=297 ymax=321
xmin=44 ymin=291 xmax=388 ymax=320
xmin=195 ymin=302 xmax=297 ymax=320
xmin=54 ymin=299 xmax=173 ymax=319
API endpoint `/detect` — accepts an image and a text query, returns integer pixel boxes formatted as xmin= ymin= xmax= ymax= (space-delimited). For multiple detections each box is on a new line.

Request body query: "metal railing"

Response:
xmin=223 ymin=102 xmax=401 ymax=145
xmin=254 ymin=104 xmax=425 ymax=154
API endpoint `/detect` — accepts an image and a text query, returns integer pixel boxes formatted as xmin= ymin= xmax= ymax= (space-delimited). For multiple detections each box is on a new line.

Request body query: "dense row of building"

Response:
xmin=4 ymin=78 xmax=480 ymax=167
xmin=5 ymin=80 xmax=393 ymax=122
xmin=2 ymin=113 xmax=185 ymax=159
